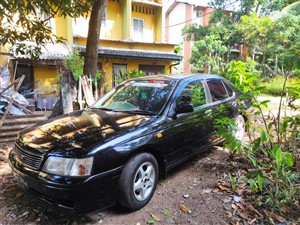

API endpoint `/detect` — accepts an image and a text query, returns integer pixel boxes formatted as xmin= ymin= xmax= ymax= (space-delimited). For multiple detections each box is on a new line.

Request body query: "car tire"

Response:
xmin=118 ymin=153 xmax=158 ymax=211
xmin=233 ymin=114 xmax=246 ymax=141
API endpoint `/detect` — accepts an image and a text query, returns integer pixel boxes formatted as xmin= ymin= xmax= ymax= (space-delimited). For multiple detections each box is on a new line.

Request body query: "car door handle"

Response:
xmin=205 ymin=109 xmax=212 ymax=116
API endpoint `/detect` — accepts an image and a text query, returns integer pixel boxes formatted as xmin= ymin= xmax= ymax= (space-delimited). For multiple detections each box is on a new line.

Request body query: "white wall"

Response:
xmin=168 ymin=3 xmax=186 ymax=45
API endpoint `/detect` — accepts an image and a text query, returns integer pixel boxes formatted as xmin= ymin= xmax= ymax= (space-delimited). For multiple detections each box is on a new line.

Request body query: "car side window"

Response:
xmin=177 ymin=81 xmax=206 ymax=108
xmin=207 ymin=79 xmax=228 ymax=102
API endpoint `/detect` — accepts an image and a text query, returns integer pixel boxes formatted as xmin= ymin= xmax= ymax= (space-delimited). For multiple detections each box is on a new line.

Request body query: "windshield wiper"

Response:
xmin=96 ymin=107 xmax=114 ymax=111
xmin=124 ymin=110 xmax=156 ymax=115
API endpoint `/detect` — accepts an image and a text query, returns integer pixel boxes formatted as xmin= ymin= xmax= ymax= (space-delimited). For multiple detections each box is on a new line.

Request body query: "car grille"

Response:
xmin=14 ymin=145 xmax=43 ymax=170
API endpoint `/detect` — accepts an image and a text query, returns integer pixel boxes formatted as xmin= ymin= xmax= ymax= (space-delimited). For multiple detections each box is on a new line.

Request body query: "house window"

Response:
xmin=113 ymin=64 xmax=128 ymax=86
xmin=101 ymin=8 xmax=107 ymax=28
xmin=194 ymin=8 xmax=203 ymax=26
xmin=133 ymin=18 xmax=144 ymax=40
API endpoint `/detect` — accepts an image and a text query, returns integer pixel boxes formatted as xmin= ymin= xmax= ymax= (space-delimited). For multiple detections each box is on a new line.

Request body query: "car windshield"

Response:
xmin=92 ymin=79 xmax=176 ymax=114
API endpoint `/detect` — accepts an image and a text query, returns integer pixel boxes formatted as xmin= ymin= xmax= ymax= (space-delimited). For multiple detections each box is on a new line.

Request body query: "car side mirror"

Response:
xmin=175 ymin=103 xmax=194 ymax=114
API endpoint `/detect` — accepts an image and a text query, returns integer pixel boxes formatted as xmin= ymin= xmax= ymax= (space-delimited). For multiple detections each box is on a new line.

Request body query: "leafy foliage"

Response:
xmin=225 ymin=58 xmax=260 ymax=92
xmin=0 ymin=0 xmax=93 ymax=58
xmin=115 ymin=69 xmax=146 ymax=84
xmin=62 ymin=50 xmax=84 ymax=81
xmin=236 ymin=12 xmax=300 ymax=76
xmin=190 ymin=34 xmax=228 ymax=73
xmin=184 ymin=1 xmax=300 ymax=78
xmin=215 ymin=59 xmax=300 ymax=219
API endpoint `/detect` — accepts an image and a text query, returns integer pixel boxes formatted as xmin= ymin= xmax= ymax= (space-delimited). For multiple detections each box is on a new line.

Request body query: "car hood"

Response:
xmin=18 ymin=109 xmax=151 ymax=151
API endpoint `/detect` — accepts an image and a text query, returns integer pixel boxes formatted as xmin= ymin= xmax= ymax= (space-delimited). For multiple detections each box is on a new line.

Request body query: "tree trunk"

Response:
xmin=50 ymin=68 xmax=77 ymax=118
xmin=61 ymin=69 xmax=75 ymax=114
xmin=83 ymin=0 xmax=106 ymax=78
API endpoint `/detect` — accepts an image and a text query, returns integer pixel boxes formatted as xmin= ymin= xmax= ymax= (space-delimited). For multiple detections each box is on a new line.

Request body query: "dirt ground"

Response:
xmin=0 ymin=143 xmax=239 ymax=225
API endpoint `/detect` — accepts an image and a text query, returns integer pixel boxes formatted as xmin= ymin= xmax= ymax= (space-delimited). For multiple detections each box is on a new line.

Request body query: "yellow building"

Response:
xmin=1 ymin=0 xmax=181 ymax=110
xmin=73 ymin=0 xmax=181 ymax=86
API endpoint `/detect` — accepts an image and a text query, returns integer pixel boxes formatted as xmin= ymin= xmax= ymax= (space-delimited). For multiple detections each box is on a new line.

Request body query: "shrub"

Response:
xmin=216 ymin=60 xmax=300 ymax=223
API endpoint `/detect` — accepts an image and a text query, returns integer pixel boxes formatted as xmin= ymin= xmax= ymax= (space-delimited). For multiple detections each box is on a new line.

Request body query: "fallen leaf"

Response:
xmin=236 ymin=203 xmax=246 ymax=211
xmin=20 ymin=211 xmax=29 ymax=217
xmin=226 ymin=210 xmax=232 ymax=218
xmin=212 ymin=188 xmax=220 ymax=193
xmin=263 ymin=210 xmax=285 ymax=223
xmin=237 ymin=211 xmax=248 ymax=219
xmin=246 ymin=204 xmax=263 ymax=218
xmin=16 ymin=192 xmax=24 ymax=198
xmin=179 ymin=204 xmax=191 ymax=213
xmin=217 ymin=184 xmax=230 ymax=192
xmin=279 ymin=206 xmax=290 ymax=213
xmin=249 ymin=218 xmax=257 ymax=225
xmin=151 ymin=214 xmax=160 ymax=222
xmin=231 ymin=204 xmax=238 ymax=210
xmin=236 ymin=189 xmax=244 ymax=196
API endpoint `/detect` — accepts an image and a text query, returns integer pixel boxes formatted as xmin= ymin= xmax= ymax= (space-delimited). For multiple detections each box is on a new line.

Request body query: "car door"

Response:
xmin=166 ymin=80 xmax=214 ymax=168
xmin=206 ymin=78 xmax=237 ymax=120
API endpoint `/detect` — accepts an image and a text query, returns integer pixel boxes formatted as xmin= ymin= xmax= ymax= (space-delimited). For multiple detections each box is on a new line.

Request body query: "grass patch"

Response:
xmin=260 ymin=76 xmax=300 ymax=96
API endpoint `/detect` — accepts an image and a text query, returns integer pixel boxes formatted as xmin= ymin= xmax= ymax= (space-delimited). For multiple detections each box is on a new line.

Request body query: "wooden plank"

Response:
xmin=81 ymin=75 xmax=95 ymax=106
xmin=0 ymin=74 xmax=25 ymax=129
xmin=78 ymin=76 xmax=83 ymax=109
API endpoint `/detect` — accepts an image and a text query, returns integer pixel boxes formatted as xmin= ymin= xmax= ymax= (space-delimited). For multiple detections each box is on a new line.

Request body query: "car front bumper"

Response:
xmin=8 ymin=150 xmax=122 ymax=213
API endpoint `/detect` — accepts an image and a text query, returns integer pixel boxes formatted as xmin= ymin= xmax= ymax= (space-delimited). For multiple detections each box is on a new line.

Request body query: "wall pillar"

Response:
xmin=183 ymin=4 xmax=192 ymax=73
xmin=122 ymin=0 xmax=132 ymax=40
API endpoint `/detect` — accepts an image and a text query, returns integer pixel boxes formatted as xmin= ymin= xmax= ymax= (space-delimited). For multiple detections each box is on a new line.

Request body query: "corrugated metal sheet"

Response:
xmin=13 ymin=42 xmax=71 ymax=60
xmin=132 ymin=0 xmax=162 ymax=7
xmin=74 ymin=44 xmax=182 ymax=61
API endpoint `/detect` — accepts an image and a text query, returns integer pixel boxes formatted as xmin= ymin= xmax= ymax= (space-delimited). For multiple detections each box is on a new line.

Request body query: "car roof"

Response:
xmin=132 ymin=73 xmax=223 ymax=82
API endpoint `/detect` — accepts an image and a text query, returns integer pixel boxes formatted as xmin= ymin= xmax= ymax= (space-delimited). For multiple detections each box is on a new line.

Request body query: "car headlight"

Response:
xmin=43 ymin=156 xmax=94 ymax=176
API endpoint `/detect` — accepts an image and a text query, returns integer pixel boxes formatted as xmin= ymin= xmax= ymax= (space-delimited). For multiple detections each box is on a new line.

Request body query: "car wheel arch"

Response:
xmin=117 ymin=151 xmax=160 ymax=210
xmin=128 ymin=146 xmax=167 ymax=179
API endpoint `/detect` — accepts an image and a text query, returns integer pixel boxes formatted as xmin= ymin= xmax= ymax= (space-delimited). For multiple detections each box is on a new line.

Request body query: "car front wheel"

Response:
xmin=118 ymin=153 xmax=158 ymax=210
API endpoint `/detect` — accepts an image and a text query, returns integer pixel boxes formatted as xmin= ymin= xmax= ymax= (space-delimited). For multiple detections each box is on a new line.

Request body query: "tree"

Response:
xmin=190 ymin=33 xmax=228 ymax=73
xmin=236 ymin=13 xmax=273 ymax=65
xmin=183 ymin=0 xmax=300 ymax=76
xmin=209 ymin=0 xmax=299 ymax=16
xmin=84 ymin=0 xmax=106 ymax=79
xmin=0 ymin=0 xmax=92 ymax=58
xmin=236 ymin=12 xmax=300 ymax=76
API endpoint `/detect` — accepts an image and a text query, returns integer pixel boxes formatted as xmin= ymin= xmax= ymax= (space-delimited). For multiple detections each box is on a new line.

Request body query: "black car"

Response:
xmin=9 ymin=74 xmax=249 ymax=212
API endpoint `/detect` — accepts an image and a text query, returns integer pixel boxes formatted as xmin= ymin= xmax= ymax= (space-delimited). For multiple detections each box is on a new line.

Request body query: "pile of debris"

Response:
xmin=0 ymin=66 xmax=31 ymax=116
